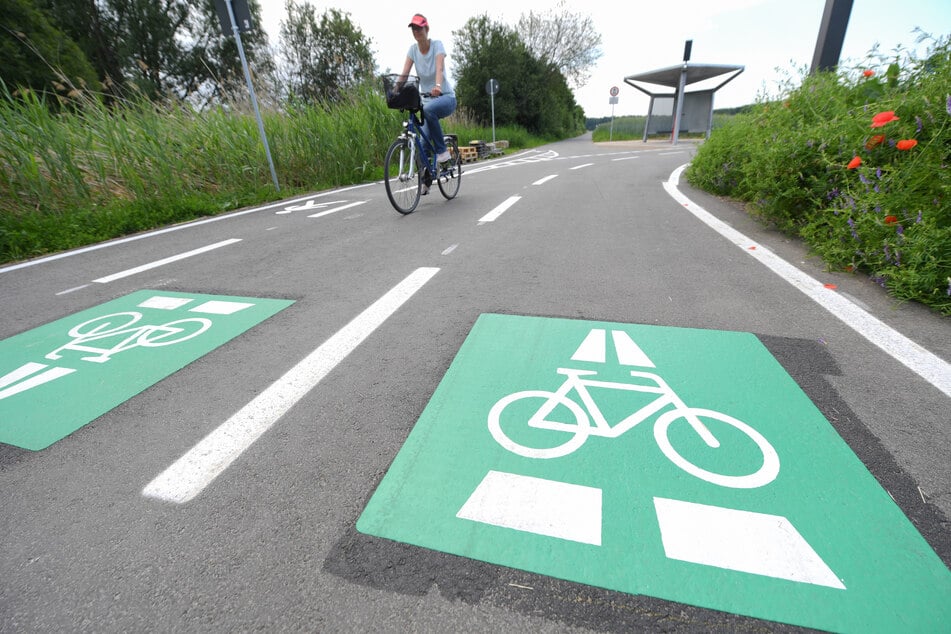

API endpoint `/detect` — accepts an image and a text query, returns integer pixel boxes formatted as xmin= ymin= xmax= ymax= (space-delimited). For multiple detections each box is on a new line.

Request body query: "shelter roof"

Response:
xmin=624 ymin=63 xmax=744 ymax=88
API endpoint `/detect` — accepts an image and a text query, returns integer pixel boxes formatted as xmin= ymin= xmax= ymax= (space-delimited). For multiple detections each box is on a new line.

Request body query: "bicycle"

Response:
xmin=487 ymin=367 xmax=780 ymax=489
xmin=45 ymin=312 xmax=212 ymax=364
xmin=382 ymin=74 xmax=462 ymax=215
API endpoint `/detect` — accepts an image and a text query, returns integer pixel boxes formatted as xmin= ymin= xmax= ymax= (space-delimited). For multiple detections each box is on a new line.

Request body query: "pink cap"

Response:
xmin=408 ymin=14 xmax=428 ymax=28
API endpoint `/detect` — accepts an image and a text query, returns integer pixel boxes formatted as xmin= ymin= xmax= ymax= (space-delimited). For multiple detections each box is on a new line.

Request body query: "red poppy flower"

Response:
xmin=863 ymin=69 xmax=875 ymax=78
xmin=865 ymin=134 xmax=885 ymax=149
xmin=884 ymin=215 xmax=898 ymax=224
xmin=896 ymin=139 xmax=918 ymax=151
xmin=847 ymin=156 xmax=862 ymax=169
xmin=871 ymin=111 xmax=900 ymax=128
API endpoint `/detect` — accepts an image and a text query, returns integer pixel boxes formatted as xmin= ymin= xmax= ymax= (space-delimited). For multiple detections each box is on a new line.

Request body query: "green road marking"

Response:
xmin=0 ymin=290 xmax=293 ymax=450
xmin=357 ymin=313 xmax=951 ymax=632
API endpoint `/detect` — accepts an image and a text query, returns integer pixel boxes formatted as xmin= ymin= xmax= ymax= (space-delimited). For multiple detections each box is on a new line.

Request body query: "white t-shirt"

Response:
xmin=407 ymin=39 xmax=454 ymax=96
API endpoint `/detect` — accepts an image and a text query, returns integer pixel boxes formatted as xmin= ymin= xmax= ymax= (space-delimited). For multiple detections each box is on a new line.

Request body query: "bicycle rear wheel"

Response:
xmin=384 ymin=138 xmax=421 ymax=214
xmin=437 ymin=135 xmax=462 ymax=200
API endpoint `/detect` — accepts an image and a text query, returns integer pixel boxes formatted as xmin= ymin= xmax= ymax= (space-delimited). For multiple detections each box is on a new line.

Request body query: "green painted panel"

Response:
xmin=0 ymin=290 xmax=293 ymax=450
xmin=358 ymin=313 xmax=951 ymax=632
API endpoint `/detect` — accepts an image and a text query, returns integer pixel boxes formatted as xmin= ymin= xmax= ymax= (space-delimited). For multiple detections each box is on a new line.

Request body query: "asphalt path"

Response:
xmin=1 ymin=133 xmax=948 ymax=631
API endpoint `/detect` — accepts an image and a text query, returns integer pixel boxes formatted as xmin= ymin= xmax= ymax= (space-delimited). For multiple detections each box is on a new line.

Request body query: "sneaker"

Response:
xmin=436 ymin=150 xmax=451 ymax=163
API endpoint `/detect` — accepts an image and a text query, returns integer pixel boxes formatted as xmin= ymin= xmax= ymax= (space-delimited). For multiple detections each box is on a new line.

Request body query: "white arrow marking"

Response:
xmin=571 ymin=329 xmax=655 ymax=367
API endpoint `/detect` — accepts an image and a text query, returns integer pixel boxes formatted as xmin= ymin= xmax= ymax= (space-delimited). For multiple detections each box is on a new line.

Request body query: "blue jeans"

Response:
xmin=421 ymin=94 xmax=457 ymax=156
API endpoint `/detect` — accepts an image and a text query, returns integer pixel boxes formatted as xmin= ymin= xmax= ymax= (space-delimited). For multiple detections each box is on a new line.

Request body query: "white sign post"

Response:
xmin=609 ymin=86 xmax=620 ymax=141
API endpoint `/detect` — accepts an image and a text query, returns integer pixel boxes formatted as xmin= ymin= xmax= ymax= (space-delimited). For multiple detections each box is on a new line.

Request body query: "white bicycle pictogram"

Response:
xmin=488 ymin=367 xmax=780 ymax=489
xmin=45 ymin=311 xmax=212 ymax=364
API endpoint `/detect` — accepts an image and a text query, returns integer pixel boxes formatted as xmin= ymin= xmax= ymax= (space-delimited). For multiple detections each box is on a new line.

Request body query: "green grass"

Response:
xmin=685 ymin=35 xmax=951 ymax=316
xmin=591 ymin=114 xmax=735 ymax=142
xmin=0 ymin=82 xmax=538 ymax=263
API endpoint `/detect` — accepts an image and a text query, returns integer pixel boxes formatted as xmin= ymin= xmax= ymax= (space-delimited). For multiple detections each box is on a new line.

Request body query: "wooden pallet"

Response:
xmin=458 ymin=146 xmax=478 ymax=163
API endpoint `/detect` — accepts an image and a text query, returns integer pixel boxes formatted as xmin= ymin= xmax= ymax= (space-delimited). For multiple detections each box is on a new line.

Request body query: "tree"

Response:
xmin=178 ymin=0 xmax=275 ymax=108
xmin=516 ymin=0 xmax=602 ymax=89
xmin=279 ymin=2 xmax=375 ymax=104
xmin=38 ymin=0 xmax=273 ymax=106
xmin=452 ymin=16 xmax=528 ymax=128
xmin=37 ymin=0 xmax=125 ymax=102
xmin=1 ymin=0 xmax=100 ymax=98
xmin=453 ymin=14 xmax=583 ymax=137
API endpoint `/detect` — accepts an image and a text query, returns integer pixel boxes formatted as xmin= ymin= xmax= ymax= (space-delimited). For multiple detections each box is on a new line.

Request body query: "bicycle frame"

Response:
xmin=530 ymin=368 xmax=721 ymax=448
xmin=400 ymin=108 xmax=441 ymax=179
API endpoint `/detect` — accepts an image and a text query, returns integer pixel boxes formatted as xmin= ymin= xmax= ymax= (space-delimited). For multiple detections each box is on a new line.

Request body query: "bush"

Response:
xmin=687 ymin=34 xmax=951 ymax=315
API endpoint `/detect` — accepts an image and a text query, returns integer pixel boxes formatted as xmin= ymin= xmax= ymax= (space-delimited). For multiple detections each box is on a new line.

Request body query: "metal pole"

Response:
xmin=490 ymin=91 xmax=496 ymax=144
xmin=671 ymin=63 xmax=687 ymax=145
xmin=609 ymin=102 xmax=615 ymax=141
xmin=225 ymin=0 xmax=279 ymax=191
xmin=810 ymin=0 xmax=854 ymax=73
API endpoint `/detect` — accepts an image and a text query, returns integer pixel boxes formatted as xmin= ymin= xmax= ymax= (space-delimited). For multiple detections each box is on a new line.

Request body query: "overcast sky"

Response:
xmin=256 ymin=0 xmax=951 ymax=118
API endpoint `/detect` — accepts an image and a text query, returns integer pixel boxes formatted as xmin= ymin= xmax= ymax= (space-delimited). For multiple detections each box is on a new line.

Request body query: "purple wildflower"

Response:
xmin=896 ymin=225 xmax=904 ymax=236
xmin=916 ymin=116 xmax=923 ymax=133
xmin=916 ymin=210 xmax=923 ymax=223
xmin=947 ymin=95 xmax=951 ymax=115
xmin=860 ymin=173 xmax=870 ymax=185
xmin=876 ymin=168 xmax=882 ymax=179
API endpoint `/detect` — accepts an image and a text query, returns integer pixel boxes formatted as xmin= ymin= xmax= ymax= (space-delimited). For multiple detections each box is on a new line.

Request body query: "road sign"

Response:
xmin=485 ymin=78 xmax=499 ymax=95
xmin=214 ymin=0 xmax=253 ymax=34
xmin=0 ymin=290 xmax=293 ymax=450
xmin=358 ymin=313 xmax=951 ymax=632
xmin=610 ymin=86 xmax=619 ymax=97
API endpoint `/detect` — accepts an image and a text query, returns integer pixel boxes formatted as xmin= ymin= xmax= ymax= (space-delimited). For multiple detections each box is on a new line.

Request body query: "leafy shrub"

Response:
xmin=687 ymin=34 xmax=951 ymax=315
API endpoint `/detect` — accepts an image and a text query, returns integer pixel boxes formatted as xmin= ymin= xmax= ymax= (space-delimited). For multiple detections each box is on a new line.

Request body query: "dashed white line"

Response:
xmin=533 ymin=175 xmax=558 ymax=185
xmin=664 ymin=164 xmax=951 ymax=398
xmin=479 ymin=196 xmax=521 ymax=223
xmin=93 ymin=239 xmax=242 ymax=283
xmin=308 ymin=200 xmax=368 ymax=218
xmin=142 ymin=266 xmax=440 ymax=503
xmin=570 ymin=163 xmax=594 ymax=170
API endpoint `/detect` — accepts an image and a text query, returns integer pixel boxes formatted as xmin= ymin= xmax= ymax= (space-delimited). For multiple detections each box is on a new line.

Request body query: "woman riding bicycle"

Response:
xmin=399 ymin=13 xmax=457 ymax=165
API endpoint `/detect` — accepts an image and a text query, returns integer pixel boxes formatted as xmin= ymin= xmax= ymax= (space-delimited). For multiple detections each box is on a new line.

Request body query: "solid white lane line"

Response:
xmin=92 ymin=239 xmax=242 ymax=283
xmin=570 ymin=163 xmax=594 ymax=170
xmin=479 ymin=196 xmax=521 ymax=223
xmin=142 ymin=266 xmax=441 ymax=503
xmin=665 ymin=164 xmax=951 ymax=398
xmin=533 ymin=175 xmax=558 ymax=185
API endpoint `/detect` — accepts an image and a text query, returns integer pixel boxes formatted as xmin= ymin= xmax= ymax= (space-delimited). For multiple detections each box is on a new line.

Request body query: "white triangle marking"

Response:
xmin=611 ymin=331 xmax=655 ymax=367
xmin=571 ymin=329 xmax=606 ymax=363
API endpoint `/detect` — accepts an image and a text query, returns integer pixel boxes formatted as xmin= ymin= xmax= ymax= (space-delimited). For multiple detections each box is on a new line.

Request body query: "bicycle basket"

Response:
xmin=383 ymin=74 xmax=421 ymax=110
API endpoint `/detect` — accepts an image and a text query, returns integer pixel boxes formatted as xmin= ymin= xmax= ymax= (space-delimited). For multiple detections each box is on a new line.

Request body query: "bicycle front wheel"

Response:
xmin=437 ymin=135 xmax=462 ymax=200
xmin=654 ymin=407 xmax=780 ymax=489
xmin=384 ymin=138 xmax=421 ymax=214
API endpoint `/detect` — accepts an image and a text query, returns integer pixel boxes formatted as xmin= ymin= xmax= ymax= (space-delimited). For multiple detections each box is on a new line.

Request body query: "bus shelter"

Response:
xmin=624 ymin=63 xmax=744 ymax=143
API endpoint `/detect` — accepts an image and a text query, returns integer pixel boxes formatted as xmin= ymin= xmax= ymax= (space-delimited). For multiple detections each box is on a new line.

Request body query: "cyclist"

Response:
xmin=399 ymin=13 xmax=457 ymax=178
